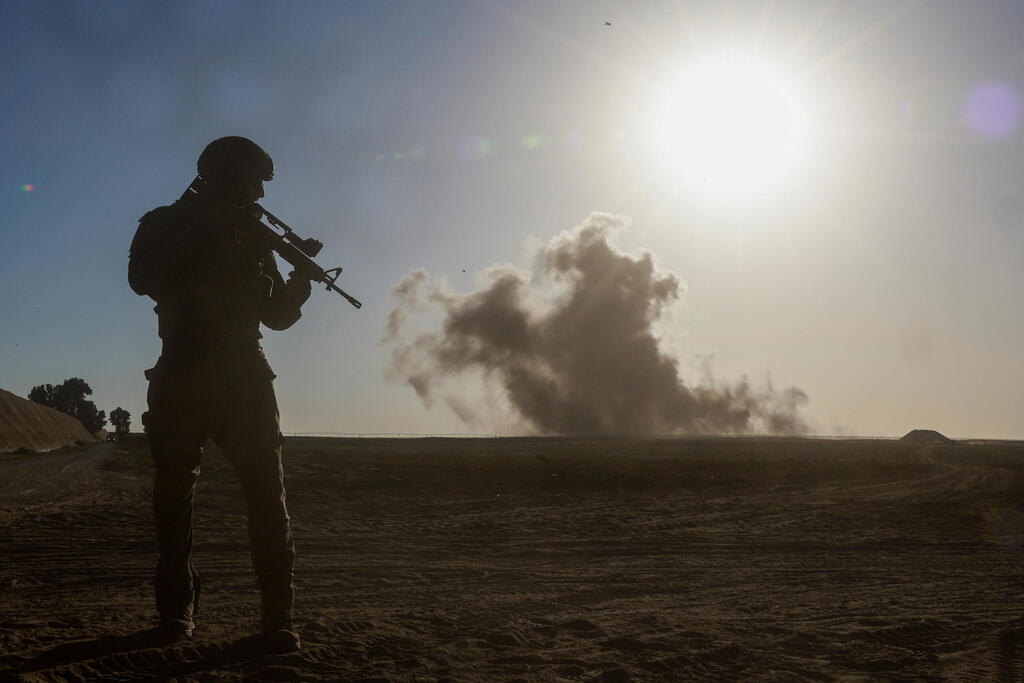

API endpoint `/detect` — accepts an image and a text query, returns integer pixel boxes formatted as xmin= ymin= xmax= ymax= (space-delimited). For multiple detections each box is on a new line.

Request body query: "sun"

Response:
xmin=646 ymin=54 xmax=810 ymax=202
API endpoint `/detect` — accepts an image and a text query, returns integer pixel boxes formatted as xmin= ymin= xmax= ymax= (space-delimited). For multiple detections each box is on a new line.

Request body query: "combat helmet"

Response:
xmin=197 ymin=136 xmax=274 ymax=188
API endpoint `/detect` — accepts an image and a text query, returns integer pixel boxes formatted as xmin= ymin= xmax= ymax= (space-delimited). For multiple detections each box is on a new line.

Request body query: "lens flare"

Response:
xmin=457 ymin=135 xmax=496 ymax=161
xmin=964 ymin=81 xmax=1021 ymax=140
xmin=21 ymin=184 xmax=35 ymax=192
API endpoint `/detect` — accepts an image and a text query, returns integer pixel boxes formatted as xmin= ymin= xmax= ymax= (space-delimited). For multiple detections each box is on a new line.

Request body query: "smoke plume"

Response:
xmin=383 ymin=212 xmax=808 ymax=435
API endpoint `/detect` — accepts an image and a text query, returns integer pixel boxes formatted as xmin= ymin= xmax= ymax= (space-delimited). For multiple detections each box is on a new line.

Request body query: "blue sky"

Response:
xmin=3 ymin=1 xmax=1024 ymax=438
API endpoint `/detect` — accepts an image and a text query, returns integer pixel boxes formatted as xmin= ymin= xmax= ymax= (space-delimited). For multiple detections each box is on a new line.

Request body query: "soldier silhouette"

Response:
xmin=129 ymin=137 xmax=311 ymax=653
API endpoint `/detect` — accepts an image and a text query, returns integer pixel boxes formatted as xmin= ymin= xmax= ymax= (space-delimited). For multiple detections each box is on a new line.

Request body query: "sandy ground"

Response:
xmin=1 ymin=436 xmax=1024 ymax=681
xmin=0 ymin=388 xmax=97 ymax=454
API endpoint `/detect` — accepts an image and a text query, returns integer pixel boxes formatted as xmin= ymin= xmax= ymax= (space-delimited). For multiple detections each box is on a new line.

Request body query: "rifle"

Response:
xmin=182 ymin=177 xmax=362 ymax=309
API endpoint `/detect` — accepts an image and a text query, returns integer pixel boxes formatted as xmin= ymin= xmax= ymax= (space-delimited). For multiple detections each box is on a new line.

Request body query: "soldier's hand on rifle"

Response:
xmin=285 ymin=270 xmax=313 ymax=306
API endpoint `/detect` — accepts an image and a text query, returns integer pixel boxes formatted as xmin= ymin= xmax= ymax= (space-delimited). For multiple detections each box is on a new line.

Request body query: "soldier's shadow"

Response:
xmin=999 ymin=622 xmax=1024 ymax=682
xmin=10 ymin=629 xmax=268 ymax=677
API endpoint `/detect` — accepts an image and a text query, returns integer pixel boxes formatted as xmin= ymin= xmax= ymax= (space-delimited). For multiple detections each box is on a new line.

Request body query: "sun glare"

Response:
xmin=646 ymin=54 xmax=810 ymax=202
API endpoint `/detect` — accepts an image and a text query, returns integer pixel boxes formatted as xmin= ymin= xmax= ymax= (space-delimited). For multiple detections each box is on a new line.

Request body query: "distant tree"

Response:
xmin=77 ymin=402 xmax=107 ymax=435
xmin=27 ymin=383 xmax=56 ymax=406
xmin=28 ymin=377 xmax=108 ymax=434
xmin=109 ymin=407 xmax=131 ymax=441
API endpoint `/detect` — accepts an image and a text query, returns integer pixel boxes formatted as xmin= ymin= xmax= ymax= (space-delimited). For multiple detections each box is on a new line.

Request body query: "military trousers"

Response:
xmin=145 ymin=345 xmax=294 ymax=627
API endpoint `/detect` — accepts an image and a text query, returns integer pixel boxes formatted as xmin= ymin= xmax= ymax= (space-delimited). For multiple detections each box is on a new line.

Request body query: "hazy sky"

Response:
xmin=3 ymin=0 xmax=1024 ymax=438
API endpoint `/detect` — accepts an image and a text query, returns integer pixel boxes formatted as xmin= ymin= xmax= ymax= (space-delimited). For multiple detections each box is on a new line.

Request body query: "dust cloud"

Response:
xmin=383 ymin=212 xmax=807 ymax=436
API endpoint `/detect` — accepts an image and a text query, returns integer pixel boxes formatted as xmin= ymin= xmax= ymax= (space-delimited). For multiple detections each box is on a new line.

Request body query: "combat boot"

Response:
xmin=262 ymin=610 xmax=301 ymax=654
xmin=153 ymin=616 xmax=194 ymax=645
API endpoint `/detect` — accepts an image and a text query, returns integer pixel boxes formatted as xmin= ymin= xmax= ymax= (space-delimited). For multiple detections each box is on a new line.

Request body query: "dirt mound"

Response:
xmin=899 ymin=429 xmax=955 ymax=445
xmin=0 ymin=387 xmax=97 ymax=453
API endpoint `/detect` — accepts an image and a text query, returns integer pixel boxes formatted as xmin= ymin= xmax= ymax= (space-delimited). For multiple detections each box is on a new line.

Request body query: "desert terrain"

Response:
xmin=0 ymin=389 xmax=98 ymax=454
xmin=1 ymin=435 xmax=1024 ymax=681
